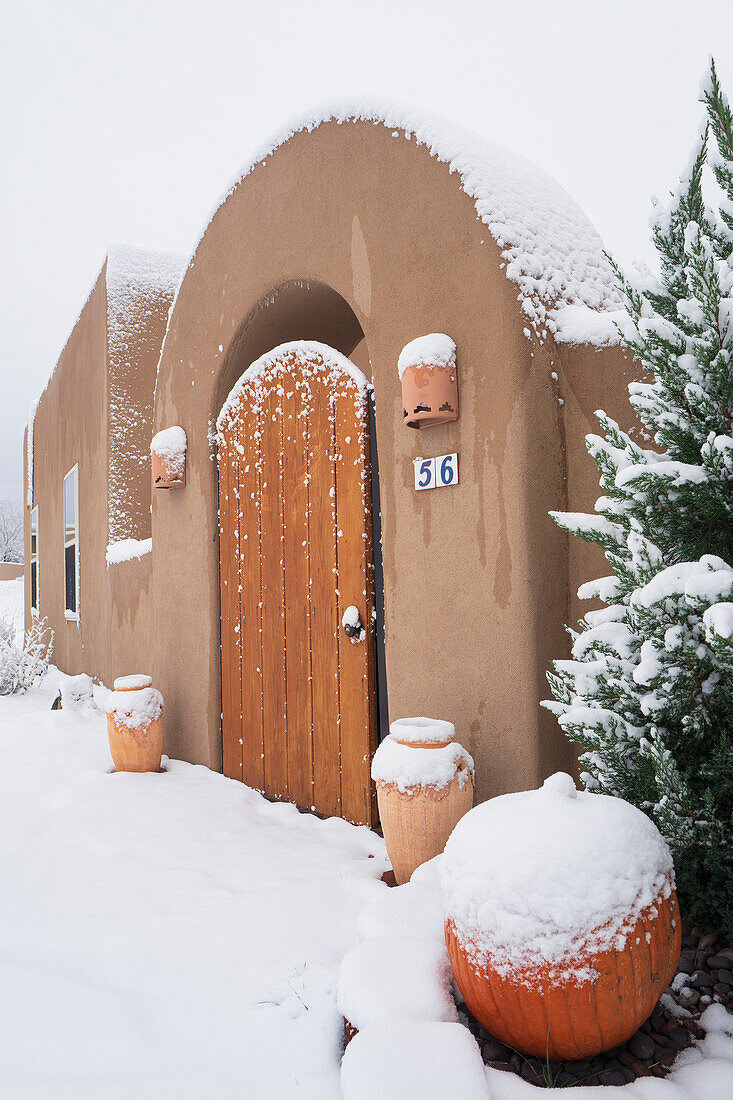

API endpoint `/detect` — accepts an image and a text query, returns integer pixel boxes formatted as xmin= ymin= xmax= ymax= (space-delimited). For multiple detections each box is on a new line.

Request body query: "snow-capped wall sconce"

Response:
xmin=399 ymin=333 xmax=459 ymax=429
xmin=151 ymin=426 xmax=187 ymax=489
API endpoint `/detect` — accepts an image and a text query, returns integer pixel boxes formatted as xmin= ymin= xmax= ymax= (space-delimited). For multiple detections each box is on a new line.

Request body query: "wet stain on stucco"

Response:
xmin=351 ymin=216 xmax=372 ymax=317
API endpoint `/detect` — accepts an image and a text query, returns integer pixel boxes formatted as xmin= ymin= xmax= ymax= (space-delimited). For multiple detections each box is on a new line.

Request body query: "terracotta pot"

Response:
xmin=151 ymin=448 xmax=185 ymax=489
xmin=106 ymin=680 xmax=164 ymax=773
xmin=376 ymin=746 xmax=473 ymax=885
xmin=445 ymin=884 xmax=681 ymax=1060
xmin=401 ymin=362 xmax=459 ymax=429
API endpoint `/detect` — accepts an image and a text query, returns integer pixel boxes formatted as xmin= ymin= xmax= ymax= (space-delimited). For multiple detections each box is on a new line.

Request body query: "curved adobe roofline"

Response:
xmin=159 ymin=98 xmax=623 ymax=376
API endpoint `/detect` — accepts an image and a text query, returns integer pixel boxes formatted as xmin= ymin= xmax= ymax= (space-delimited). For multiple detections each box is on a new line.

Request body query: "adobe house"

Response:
xmin=25 ymin=104 xmax=635 ymax=825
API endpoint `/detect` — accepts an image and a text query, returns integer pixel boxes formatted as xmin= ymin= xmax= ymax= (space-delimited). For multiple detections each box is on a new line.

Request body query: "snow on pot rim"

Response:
xmin=441 ymin=772 xmax=675 ymax=981
xmin=113 ymin=674 xmax=153 ymax=691
xmin=105 ymin=687 xmax=164 ymax=730
xmin=389 ymin=717 xmax=456 ymax=746
xmin=372 ymin=738 xmax=474 ymax=795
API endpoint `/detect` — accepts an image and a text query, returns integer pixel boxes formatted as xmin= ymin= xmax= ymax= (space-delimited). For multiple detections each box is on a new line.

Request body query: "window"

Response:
xmin=30 ymin=507 xmax=38 ymax=613
xmin=63 ymin=466 xmax=79 ymax=618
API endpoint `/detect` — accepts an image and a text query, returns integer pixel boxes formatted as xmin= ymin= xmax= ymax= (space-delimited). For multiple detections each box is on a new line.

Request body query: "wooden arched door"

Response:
xmin=218 ymin=341 xmax=377 ymax=825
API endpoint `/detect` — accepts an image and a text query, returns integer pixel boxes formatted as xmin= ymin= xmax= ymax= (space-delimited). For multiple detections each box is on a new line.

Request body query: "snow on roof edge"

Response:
xmin=105 ymin=243 xmax=185 ymax=308
xmin=27 ymin=245 xmax=186 ymax=512
xmin=159 ymin=96 xmax=623 ymax=372
xmin=40 ymin=242 xmax=184 ymax=405
xmin=31 ymin=244 xmax=185 ymax=423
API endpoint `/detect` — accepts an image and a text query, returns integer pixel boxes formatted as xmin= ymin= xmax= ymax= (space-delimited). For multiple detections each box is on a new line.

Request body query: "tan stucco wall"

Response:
xmin=0 ymin=563 xmax=24 ymax=581
xmin=151 ymin=119 xmax=637 ymax=802
xmin=24 ymin=259 xmax=167 ymax=687
xmin=25 ymin=272 xmax=110 ymax=681
xmin=107 ymin=554 xmax=154 ymax=679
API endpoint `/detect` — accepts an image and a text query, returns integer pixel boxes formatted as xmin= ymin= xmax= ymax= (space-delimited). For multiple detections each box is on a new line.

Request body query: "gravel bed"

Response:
xmin=461 ymin=917 xmax=732 ymax=1087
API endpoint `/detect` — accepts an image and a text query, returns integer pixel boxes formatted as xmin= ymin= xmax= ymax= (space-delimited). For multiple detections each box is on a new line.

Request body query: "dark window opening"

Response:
xmin=63 ymin=466 xmax=79 ymax=617
xmin=64 ymin=544 xmax=76 ymax=614
xmin=30 ymin=506 xmax=38 ymax=612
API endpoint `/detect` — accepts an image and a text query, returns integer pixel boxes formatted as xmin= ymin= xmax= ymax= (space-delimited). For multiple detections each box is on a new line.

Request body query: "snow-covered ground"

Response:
xmin=0 ymin=660 xmax=387 ymax=1095
xmin=338 ymin=859 xmax=733 ymax=1099
xmin=1 ymin=576 xmax=731 ymax=1099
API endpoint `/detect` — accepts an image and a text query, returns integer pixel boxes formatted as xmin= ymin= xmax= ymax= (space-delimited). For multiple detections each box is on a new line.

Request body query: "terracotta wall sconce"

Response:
xmin=399 ymin=333 xmax=459 ymax=429
xmin=151 ymin=426 xmax=187 ymax=489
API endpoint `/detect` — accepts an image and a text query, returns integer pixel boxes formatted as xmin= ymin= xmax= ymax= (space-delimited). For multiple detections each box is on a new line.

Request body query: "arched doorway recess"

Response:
xmin=217 ymin=341 xmax=377 ymax=825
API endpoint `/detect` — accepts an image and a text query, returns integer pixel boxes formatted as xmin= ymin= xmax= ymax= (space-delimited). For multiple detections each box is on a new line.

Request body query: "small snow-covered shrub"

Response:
xmin=0 ymin=614 xmax=53 ymax=695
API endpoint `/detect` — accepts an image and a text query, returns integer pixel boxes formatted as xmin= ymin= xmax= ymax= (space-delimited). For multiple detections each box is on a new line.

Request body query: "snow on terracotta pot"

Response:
xmin=372 ymin=717 xmax=474 ymax=885
xmin=441 ymin=772 xmax=681 ymax=1060
xmin=151 ymin=425 xmax=187 ymax=488
xmin=105 ymin=675 xmax=164 ymax=773
xmin=398 ymin=334 xmax=458 ymax=429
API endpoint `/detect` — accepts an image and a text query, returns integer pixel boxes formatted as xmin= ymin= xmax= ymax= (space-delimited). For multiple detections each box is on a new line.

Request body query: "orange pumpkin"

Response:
xmin=441 ymin=774 xmax=682 ymax=1060
xmin=445 ymin=885 xmax=680 ymax=1059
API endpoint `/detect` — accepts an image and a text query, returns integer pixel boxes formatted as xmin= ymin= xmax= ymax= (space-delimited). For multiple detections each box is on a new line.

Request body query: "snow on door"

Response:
xmin=217 ymin=341 xmax=377 ymax=826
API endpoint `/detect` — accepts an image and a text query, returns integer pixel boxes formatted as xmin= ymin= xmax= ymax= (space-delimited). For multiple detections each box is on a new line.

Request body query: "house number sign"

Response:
xmin=414 ymin=453 xmax=459 ymax=491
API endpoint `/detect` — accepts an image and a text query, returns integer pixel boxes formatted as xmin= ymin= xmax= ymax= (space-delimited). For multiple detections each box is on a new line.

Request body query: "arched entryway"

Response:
xmin=217 ymin=341 xmax=378 ymax=825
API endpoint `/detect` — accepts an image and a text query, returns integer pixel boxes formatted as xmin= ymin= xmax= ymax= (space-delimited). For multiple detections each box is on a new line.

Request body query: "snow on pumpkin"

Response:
xmin=441 ymin=771 xmax=676 ymax=982
xmin=442 ymin=773 xmax=681 ymax=1060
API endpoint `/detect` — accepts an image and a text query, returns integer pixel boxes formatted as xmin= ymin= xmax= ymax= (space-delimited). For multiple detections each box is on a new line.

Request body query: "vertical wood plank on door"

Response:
xmin=282 ymin=363 xmax=314 ymax=809
xmin=218 ymin=415 xmax=243 ymax=780
xmin=238 ymin=383 xmax=265 ymax=791
xmin=309 ymin=371 xmax=341 ymax=817
xmin=219 ymin=345 xmax=377 ymax=822
xmin=260 ymin=376 xmax=288 ymax=801
xmin=335 ymin=381 xmax=377 ymax=825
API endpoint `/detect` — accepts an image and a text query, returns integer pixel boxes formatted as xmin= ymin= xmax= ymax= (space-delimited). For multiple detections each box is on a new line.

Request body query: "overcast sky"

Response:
xmin=2 ymin=0 xmax=732 ymax=503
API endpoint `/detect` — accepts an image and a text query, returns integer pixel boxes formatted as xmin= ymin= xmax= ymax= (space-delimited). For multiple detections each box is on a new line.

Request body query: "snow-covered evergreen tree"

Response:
xmin=544 ymin=59 xmax=733 ymax=936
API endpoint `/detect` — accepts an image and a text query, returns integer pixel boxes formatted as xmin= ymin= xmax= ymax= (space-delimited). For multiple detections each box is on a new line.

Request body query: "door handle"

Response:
xmin=342 ymin=605 xmax=365 ymax=643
